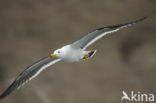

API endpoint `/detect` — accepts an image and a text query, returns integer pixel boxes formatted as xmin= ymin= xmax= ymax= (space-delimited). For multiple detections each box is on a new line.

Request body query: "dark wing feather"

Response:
xmin=0 ymin=56 xmax=61 ymax=99
xmin=72 ymin=16 xmax=147 ymax=49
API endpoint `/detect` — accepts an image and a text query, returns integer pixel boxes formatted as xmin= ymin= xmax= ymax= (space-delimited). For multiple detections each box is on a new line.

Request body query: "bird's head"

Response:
xmin=50 ymin=48 xmax=64 ymax=58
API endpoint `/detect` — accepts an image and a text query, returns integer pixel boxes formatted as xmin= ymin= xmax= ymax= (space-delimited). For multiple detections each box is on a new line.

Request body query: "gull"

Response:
xmin=0 ymin=17 xmax=147 ymax=99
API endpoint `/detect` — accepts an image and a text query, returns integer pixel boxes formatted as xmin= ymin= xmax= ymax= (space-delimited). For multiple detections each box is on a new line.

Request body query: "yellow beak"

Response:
xmin=49 ymin=53 xmax=56 ymax=58
xmin=51 ymin=54 xmax=56 ymax=57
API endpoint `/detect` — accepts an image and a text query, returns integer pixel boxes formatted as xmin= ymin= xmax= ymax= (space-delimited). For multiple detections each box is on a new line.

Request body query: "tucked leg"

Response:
xmin=83 ymin=55 xmax=89 ymax=59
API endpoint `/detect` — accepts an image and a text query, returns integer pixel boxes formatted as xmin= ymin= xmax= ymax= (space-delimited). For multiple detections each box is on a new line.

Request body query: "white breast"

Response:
xmin=61 ymin=45 xmax=84 ymax=62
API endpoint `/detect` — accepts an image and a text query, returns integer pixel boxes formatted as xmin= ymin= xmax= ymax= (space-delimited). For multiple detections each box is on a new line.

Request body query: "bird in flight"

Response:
xmin=0 ymin=17 xmax=147 ymax=99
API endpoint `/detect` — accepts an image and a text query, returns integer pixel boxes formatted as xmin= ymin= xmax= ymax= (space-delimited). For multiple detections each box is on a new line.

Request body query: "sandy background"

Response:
xmin=0 ymin=0 xmax=156 ymax=103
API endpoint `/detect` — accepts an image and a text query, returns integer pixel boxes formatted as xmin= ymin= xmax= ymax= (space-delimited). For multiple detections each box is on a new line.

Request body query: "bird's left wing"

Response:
xmin=0 ymin=56 xmax=61 ymax=99
xmin=72 ymin=17 xmax=147 ymax=50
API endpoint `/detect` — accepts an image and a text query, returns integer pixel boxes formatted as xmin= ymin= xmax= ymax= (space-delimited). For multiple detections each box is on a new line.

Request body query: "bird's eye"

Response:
xmin=58 ymin=51 xmax=60 ymax=53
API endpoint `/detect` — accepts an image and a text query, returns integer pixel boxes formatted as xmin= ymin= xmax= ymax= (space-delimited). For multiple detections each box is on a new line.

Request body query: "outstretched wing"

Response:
xmin=0 ymin=56 xmax=61 ymax=99
xmin=72 ymin=17 xmax=147 ymax=50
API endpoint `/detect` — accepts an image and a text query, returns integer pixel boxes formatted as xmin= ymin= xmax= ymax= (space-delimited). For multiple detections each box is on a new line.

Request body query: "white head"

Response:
xmin=50 ymin=48 xmax=65 ymax=58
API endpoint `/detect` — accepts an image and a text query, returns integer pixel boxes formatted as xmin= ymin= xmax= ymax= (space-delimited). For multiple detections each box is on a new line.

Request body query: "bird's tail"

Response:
xmin=88 ymin=50 xmax=97 ymax=58
xmin=82 ymin=50 xmax=97 ymax=60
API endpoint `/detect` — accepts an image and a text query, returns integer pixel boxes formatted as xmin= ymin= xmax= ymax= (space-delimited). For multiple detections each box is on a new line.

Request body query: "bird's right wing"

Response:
xmin=72 ymin=17 xmax=147 ymax=50
xmin=0 ymin=56 xmax=61 ymax=99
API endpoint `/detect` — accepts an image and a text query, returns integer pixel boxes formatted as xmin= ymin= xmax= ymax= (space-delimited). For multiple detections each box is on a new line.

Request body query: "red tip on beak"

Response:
xmin=49 ymin=55 xmax=53 ymax=58
xmin=49 ymin=54 xmax=56 ymax=58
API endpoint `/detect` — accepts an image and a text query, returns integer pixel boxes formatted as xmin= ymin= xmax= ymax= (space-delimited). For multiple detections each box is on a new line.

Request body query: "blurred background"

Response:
xmin=0 ymin=0 xmax=155 ymax=103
